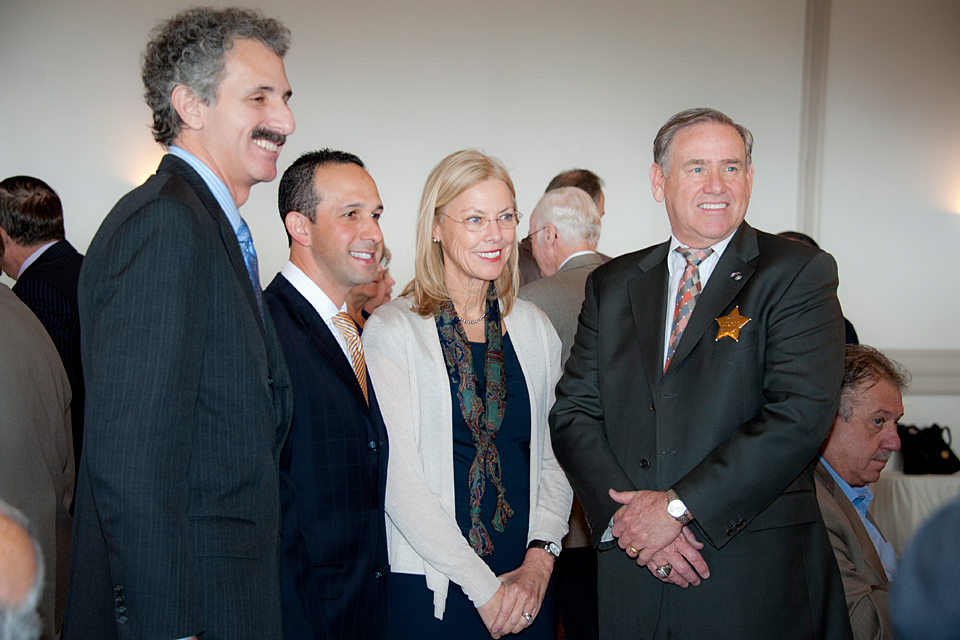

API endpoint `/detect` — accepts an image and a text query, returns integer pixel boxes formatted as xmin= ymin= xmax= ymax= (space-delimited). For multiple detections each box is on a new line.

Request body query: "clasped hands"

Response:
xmin=609 ymin=488 xmax=710 ymax=588
xmin=477 ymin=548 xmax=554 ymax=639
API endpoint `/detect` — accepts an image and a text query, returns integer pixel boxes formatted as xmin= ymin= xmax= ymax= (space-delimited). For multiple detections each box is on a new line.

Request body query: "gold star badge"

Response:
xmin=716 ymin=306 xmax=751 ymax=341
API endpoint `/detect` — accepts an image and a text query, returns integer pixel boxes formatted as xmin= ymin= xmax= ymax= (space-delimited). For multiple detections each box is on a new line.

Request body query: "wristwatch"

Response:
xmin=666 ymin=489 xmax=693 ymax=526
xmin=528 ymin=539 xmax=561 ymax=559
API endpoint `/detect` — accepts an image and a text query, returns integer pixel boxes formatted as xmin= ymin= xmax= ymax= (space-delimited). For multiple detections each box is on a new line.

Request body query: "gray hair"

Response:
xmin=531 ymin=186 xmax=601 ymax=249
xmin=838 ymin=345 xmax=911 ymax=421
xmin=0 ymin=501 xmax=43 ymax=640
xmin=142 ymin=6 xmax=291 ymax=146
xmin=653 ymin=108 xmax=754 ymax=176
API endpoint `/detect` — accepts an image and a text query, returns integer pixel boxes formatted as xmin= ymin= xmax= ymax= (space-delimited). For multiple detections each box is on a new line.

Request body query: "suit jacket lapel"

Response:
xmin=274 ymin=276 xmax=373 ymax=415
xmin=629 ymin=242 xmax=671 ymax=395
xmin=160 ymin=155 xmax=267 ymax=339
xmin=816 ymin=463 xmax=889 ymax=585
xmin=665 ymin=222 xmax=758 ymax=375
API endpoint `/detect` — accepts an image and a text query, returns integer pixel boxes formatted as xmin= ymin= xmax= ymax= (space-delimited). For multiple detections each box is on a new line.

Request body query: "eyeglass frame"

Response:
xmin=438 ymin=210 xmax=523 ymax=233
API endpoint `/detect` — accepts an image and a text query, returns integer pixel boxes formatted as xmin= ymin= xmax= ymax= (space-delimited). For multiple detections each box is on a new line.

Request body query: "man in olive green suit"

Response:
xmin=550 ymin=108 xmax=852 ymax=639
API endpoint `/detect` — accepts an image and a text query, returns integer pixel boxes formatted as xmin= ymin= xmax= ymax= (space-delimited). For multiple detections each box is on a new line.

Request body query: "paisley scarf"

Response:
xmin=435 ymin=284 xmax=513 ymax=556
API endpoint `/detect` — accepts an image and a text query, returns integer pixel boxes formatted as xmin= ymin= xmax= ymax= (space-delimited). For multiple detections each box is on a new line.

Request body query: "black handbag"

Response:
xmin=897 ymin=424 xmax=960 ymax=475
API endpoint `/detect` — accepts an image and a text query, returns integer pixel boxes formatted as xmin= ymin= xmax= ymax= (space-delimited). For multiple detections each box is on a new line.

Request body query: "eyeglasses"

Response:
xmin=439 ymin=211 xmax=523 ymax=233
xmin=523 ymin=226 xmax=547 ymax=243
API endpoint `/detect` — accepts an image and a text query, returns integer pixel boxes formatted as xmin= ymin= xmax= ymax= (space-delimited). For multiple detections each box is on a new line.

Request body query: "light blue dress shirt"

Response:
xmin=820 ymin=456 xmax=897 ymax=581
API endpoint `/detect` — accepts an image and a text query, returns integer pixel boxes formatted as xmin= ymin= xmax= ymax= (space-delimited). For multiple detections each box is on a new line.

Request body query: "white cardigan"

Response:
xmin=363 ymin=297 xmax=573 ymax=619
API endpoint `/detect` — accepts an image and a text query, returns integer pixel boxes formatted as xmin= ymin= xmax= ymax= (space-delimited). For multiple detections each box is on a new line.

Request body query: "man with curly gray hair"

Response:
xmin=65 ymin=7 xmax=296 ymax=640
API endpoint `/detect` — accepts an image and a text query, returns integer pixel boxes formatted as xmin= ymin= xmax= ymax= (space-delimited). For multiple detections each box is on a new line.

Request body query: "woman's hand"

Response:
xmin=491 ymin=548 xmax=555 ymax=636
xmin=478 ymin=583 xmax=506 ymax=639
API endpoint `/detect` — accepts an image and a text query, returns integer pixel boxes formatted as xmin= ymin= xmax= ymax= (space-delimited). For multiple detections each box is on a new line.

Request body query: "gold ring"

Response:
xmin=627 ymin=544 xmax=640 ymax=556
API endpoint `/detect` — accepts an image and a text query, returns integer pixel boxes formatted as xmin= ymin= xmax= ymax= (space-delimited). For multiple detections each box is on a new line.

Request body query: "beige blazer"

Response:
xmin=0 ymin=284 xmax=74 ymax=638
xmin=815 ymin=461 xmax=892 ymax=640
xmin=363 ymin=297 xmax=572 ymax=619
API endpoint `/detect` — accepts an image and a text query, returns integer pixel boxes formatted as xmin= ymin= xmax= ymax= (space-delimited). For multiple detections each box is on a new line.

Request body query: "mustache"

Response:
xmin=251 ymin=128 xmax=286 ymax=146
xmin=873 ymin=450 xmax=893 ymax=462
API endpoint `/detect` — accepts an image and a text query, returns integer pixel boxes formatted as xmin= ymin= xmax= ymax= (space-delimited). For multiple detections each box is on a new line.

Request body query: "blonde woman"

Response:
xmin=364 ymin=150 xmax=572 ymax=639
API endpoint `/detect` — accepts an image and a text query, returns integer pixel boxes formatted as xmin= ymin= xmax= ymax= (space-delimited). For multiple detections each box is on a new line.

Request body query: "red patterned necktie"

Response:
xmin=664 ymin=247 xmax=714 ymax=372
xmin=331 ymin=312 xmax=369 ymax=404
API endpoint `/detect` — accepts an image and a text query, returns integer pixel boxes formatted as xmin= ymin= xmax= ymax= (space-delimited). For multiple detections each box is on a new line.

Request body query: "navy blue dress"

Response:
xmin=391 ymin=334 xmax=555 ymax=639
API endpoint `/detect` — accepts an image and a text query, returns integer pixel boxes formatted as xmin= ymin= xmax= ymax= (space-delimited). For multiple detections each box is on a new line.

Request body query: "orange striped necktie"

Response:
xmin=664 ymin=247 xmax=714 ymax=373
xmin=331 ymin=312 xmax=369 ymax=404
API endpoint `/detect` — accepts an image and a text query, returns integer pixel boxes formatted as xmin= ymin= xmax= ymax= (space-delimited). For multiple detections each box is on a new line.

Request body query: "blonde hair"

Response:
xmin=402 ymin=149 xmax=519 ymax=318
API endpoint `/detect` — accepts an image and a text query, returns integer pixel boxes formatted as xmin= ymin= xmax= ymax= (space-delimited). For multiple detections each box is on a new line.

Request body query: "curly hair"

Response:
xmin=141 ymin=6 xmax=291 ymax=147
xmin=838 ymin=345 xmax=911 ymax=421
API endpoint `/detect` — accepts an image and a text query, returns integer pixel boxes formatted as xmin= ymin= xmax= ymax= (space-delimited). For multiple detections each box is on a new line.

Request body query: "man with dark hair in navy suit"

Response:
xmin=0 ymin=175 xmax=84 ymax=468
xmin=266 ymin=149 xmax=390 ymax=640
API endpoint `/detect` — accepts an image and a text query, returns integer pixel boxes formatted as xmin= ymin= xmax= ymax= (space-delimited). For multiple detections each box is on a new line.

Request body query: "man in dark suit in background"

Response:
xmin=0 ymin=175 xmax=85 ymax=468
xmin=65 ymin=8 xmax=295 ymax=639
xmin=266 ymin=150 xmax=389 ymax=640
xmin=551 ymin=108 xmax=852 ymax=639
xmin=519 ymin=168 xmax=608 ymax=287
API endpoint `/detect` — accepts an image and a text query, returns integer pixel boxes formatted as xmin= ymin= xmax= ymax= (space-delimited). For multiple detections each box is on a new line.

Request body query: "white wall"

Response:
xmin=0 ymin=0 xmax=806 ymax=292
xmin=820 ymin=0 xmax=960 ymax=350
xmin=2 ymin=0 xmax=959 ymax=421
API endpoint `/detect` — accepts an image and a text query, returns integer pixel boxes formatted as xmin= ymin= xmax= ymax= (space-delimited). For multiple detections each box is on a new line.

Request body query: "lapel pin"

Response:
xmin=716 ymin=306 xmax=751 ymax=341
xmin=730 ymin=272 xmax=743 ymax=280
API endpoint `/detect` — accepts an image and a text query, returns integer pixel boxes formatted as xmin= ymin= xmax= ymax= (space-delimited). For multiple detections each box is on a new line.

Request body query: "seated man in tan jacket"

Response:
xmin=816 ymin=344 xmax=909 ymax=640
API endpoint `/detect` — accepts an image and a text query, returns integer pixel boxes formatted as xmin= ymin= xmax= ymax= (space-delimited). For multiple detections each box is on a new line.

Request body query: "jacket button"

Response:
xmin=117 ymin=615 xmax=128 ymax=624
xmin=649 ymin=402 xmax=655 ymax=411
xmin=368 ymin=441 xmax=378 ymax=451
xmin=375 ymin=571 xmax=384 ymax=579
xmin=117 ymin=606 xmax=127 ymax=614
xmin=268 ymin=377 xmax=274 ymax=387
xmin=639 ymin=458 xmax=650 ymax=469
xmin=726 ymin=528 xmax=734 ymax=537
xmin=738 ymin=518 xmax=746 ymax=526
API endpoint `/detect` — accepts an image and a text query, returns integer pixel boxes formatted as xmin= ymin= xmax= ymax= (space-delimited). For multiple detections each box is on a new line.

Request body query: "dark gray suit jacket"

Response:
xmin=551 ymin=222 xmax=852 ymax=639
xmin=65 ymin=155 xmax=294 ymax=640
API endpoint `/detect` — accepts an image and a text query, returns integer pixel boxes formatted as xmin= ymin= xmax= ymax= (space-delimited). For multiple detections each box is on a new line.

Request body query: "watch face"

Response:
xmin=667 ymin=499 xmax=686 ymax=517
xmin=547 ymin=542 xmax=561 ymax=556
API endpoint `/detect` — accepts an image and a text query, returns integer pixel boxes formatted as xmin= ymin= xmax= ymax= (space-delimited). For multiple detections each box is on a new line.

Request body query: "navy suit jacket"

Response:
xmin=66 ymin=155 xmax=293 ymax=640
xmin=14 ymin=239 xmax=85 ymax=465
xmin=265 ymin=274 xmax=389 ymax=640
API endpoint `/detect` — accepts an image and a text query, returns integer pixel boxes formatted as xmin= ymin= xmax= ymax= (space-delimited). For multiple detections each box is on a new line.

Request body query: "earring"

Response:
xmin=432 ymin=238 xmax=440 ymax=243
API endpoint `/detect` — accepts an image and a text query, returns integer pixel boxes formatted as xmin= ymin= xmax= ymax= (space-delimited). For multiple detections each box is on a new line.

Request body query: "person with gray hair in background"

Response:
xmin=518 ymin=169 xmax=609 ymax=287
xmin=0 ymin=501 xmax=45 ymax=640
xmin=65 ymin=7 xmax=295 ymax=639
xmin=518 ymin=186 xmax=604 ymax=640
xmin=815 ymin=345 xmax=909 ymax=640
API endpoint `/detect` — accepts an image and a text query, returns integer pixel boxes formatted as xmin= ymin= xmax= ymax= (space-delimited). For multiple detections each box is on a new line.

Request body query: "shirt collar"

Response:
xmin=558 ymin=250 xmax=597 ymax=271
xmin=17 ymin=240 xmax=58 ymax=279
xmin=668 ymin=228 xmax=736 ymax=260
xmin=167 ymin=146 xmax=243 ymax=235
xmin=281 ymin=261 xmax=347 ymax=322
xmin=820 ymin=456 xmax=874 ymax=517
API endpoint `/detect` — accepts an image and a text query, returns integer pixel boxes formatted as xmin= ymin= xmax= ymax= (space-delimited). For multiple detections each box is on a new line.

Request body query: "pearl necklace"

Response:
xmin=459 ymin=312 xmax=488 ymax=324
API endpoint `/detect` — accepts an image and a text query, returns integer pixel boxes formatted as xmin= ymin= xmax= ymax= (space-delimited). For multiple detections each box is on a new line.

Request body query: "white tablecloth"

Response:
xmin=869 ymin=471 xmax=960 ymax=555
